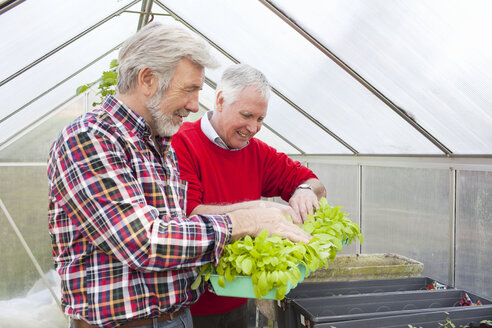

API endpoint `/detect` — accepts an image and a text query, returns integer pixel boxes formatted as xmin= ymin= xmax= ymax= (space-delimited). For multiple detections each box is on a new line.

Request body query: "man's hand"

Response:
xmin=289 ymin=188 xmax=319 ymax=223
xmin=258 ymin=200 xmax=302 ymax=225
xmin=228 ymin=207 xmax=311 ymax=243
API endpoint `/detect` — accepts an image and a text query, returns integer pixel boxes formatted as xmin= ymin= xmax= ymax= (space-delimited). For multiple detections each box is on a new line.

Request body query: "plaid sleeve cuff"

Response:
xmin=200 ymin=214 xmax=232 ymax=265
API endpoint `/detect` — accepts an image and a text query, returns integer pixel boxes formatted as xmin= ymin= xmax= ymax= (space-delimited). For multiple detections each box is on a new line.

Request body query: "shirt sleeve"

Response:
xmin=258 ymin=140 xmax=318 ymax=201
xmin=48 ymin=130 xmax=231 ymax=272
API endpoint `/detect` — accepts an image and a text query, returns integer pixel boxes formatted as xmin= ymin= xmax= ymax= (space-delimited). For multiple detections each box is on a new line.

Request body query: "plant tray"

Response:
xmin=209 ymin=264 xmax=308 ymax=300
xmin=305 ymin=253 xmax=423 ymax=282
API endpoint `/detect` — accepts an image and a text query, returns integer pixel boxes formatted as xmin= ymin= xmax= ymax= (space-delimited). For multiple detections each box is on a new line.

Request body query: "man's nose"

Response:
xmin=246 ymin=121 xmax=258 ymax=134
xmin=185 ymin=93 xmax=199 ymax=113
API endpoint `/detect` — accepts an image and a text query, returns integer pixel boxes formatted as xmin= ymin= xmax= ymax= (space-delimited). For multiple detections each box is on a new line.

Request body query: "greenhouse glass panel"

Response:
xmin=455 ymin=170 xmax=492 ymax=300
xmin=361 ymin=166 xmax=451 ymax=284
xmin=0 ymin=96 xmax=94 ymax=325
xmin=254 ymin=128 xmax=299 ymax=155
xmin=160 ymin=0 xmax=440 ymax=154
xmin=0 ymin=95 xmax=87 ymax=162
xmin=197 ymin=83 xmax=217 ymax=113
xmin=0 ymin=166 xmax=53 ymax=299
xmin=0 ymin=51 xmax=119 ymax=146
xmin=0 ymin=166 xmax=66 ymax=326
xmin=153 ymin=8 xmax=346 ymax=154
xmin=263 ymin=95 xmax=351 ymax=154
xmin=0 ymin=8 xmax=137 ymax=124
xmin=308 ymin=162 xmax=360 ymax=254
xmin=0 ymin=0 xmax=136 ymax=83
xmin=273 ymin=0 xmax=492 ymax=154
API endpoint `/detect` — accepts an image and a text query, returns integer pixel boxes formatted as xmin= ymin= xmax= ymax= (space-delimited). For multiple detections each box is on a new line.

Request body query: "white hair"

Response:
xmin=117 ymin=22 xmax=218 ymax=94
xmin=215 ymin=64 xmax=271 ymax=108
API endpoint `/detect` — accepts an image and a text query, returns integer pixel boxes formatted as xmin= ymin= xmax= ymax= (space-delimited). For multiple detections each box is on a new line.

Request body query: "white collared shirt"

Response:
xmin=200 ymin=111 xmax=248 ymax=151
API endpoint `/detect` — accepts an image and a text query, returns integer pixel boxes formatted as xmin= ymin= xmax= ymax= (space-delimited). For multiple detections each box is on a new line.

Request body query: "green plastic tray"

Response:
xmin=209 ymin=264 xmax=308 ymax=300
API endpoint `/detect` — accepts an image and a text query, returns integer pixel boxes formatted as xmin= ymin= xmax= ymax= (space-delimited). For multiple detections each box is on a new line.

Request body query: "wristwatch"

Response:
xmin=296 ymin=183 xmax=313 ymax=191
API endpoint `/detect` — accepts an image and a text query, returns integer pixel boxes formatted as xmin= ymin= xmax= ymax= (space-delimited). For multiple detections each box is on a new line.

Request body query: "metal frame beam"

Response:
xmin=136 ymin=0 xmax=154 ymax=31
xmin=0 ymin=0 xmax=25 ymax=15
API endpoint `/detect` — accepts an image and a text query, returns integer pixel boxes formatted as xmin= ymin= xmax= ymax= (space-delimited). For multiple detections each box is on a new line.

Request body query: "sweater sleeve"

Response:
xmin=172 ymin=125 xmax=204 ymax=215
xmin=257 ymin=139 xmax=318 ymax=201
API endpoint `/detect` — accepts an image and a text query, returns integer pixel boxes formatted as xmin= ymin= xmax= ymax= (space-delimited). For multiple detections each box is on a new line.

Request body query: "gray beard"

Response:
xmin=147 ymin=92 xmax=181 ymax=137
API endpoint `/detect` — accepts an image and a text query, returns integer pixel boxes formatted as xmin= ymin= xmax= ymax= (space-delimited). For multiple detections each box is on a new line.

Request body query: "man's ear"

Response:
xmin=138 ymin=67 xmax=158 ymax=97
xmin=216 ymin=91 xmax=224 ymax=112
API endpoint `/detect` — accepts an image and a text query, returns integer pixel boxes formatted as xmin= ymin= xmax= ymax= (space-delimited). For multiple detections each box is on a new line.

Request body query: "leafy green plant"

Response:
xmin=76 ymin=59 xmax=119 ymax=107
xmin=192 ymin=198 xmax=363 ymax=300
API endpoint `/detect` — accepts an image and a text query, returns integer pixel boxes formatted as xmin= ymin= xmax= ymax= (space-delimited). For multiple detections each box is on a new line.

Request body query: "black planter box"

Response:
xmin=276 ymin=277 xmax=449 ymax=328
xmin=291 ymin=289 xmax=490 ymax=327
xmin=313 ymin=306 xmax=492 ymax=328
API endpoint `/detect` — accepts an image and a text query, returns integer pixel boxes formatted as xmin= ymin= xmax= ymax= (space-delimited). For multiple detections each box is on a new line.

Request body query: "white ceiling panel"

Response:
xmin=160 ymin=0 xmax=442 ymax=154
xmin=0 ymin=0 xmax=135 ymax=83
xmin=0 ymin=52 xmax=119 ymax=145
xmin=272 ymin=0 xmax=492 ymax=154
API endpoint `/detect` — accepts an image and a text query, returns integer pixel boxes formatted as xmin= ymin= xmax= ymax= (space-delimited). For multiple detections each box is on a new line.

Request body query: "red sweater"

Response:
xmin=172 ymin=119 xmax=317 ymax=315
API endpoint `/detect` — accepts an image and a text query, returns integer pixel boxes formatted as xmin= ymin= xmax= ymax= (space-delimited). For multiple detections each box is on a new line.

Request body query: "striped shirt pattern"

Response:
xmin=47 ymin=95 xmax=231 ymax=328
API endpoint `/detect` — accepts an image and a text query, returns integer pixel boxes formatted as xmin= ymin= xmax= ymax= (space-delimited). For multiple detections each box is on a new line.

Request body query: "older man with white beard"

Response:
xmin=47 ymin=23 xmax=310 ymax=328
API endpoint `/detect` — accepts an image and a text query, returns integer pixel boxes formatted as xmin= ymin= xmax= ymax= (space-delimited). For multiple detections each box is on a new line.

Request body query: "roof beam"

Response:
xmin=259 ymin=0 xmax=453 ymax=156
xmin=136 ymin=0 xmax=154 ymax=31
xmin=0 ymin=0 xmax=24 ymax=15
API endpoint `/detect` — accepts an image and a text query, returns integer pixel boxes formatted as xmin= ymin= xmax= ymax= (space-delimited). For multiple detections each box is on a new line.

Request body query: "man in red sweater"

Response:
xmin=172 ymin=64 xmax=326 ymax=327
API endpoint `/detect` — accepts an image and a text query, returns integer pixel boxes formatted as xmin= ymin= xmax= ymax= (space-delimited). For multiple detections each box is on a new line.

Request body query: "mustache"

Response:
xmin=175 ymin=109 xmax=189 ymax=117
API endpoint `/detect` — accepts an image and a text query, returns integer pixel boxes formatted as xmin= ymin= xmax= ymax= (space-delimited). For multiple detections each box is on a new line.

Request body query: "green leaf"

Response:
xmin=76 ymin=84 xmax=89 ymax=95
xmin=218 ymin=276 xmax=225 ymax=288
xmin=109 ymin=59 xmax=119 ymax=69
xmin=258 ymin=271 xmax=269 ymax=296
xmin=191 ymin=274 xmax=201 ymax=290
xmin=258 ymin=229 xmax=269 ymax=240
xmin=275 ymin=284 xmax=288 ymax=300
xmin=241 ymin=258 xmax=253 ymax=275
xmin=225 ymin=267 xmax=233 ymax=282
xmin=302 ymin=222 xmax=315 ymax=234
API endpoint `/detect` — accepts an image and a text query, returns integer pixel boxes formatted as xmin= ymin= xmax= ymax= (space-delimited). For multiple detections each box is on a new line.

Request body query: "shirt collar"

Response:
xmin=102 ymin=95 xmax=173 ymax=156
xmin=103 ymin=95 xmax=152 ymax=138
xmin=200 ymin=111 xmax=248 ymax=151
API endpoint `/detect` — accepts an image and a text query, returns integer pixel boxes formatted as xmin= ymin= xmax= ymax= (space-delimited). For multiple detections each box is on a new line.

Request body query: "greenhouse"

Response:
xmin=0 ymin=1 xmax=491 ymax=327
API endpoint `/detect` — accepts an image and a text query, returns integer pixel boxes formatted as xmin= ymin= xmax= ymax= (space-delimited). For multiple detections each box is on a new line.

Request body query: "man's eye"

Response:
xmin=184 ymin=87 xmax=199 ymax=93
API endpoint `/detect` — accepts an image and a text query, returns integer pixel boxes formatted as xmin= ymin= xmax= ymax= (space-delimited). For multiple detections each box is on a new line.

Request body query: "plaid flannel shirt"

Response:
xmin=47 ymin=95 xmax=231 ymax=328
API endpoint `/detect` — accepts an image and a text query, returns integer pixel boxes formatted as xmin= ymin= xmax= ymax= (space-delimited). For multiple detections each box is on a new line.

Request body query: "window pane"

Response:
xmin=273 ymin=0 xmax=492 ymax=154
xmin=162 ymin=0 xmax=440 ymax=154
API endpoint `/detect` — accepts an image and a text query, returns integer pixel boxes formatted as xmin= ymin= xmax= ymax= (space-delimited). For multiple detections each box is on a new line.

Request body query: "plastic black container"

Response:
xmin=313 ymin=306 xmax=492 ymax=328
xmin=291 ymin=289 xmax=490 ymax=327
xmin=276 ymin=277 xmax=449 ymax=328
